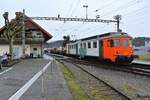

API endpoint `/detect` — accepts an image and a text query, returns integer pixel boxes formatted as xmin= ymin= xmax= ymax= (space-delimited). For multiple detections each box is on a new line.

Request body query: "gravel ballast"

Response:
xmin=76 ymin=63 xmax=150 ymax=100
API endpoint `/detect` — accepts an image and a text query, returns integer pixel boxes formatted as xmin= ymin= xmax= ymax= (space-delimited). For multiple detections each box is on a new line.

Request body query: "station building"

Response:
xmin=0 ymin=17 xmax=52 ymax=58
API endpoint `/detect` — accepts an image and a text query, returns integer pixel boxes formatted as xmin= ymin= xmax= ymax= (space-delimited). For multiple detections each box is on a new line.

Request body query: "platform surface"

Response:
xmin=132 ymin=59 xmax=150 ymax=65
xmin=0 ymin=58 xmax=73 ymax=100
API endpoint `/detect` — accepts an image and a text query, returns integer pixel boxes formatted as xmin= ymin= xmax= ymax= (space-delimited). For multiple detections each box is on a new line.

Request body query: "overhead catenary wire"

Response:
xmin=123 ymin=5 xmax=150 ymax=18
xmin=69 ymin=0 xmax=81 ymax=17
xmin=83 ymin=0 xmax=118 ymax=16
xmin=100 ymin=0 xmax=143 ymax=18
xmin=65 ymin=0 xmax=77 ymax=17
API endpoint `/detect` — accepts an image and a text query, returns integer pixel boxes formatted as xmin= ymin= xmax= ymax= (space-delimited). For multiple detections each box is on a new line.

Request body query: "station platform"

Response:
xmin=0 ymin=58 xmax=73 ymax=100
xmin=132 ymin=59 xmax=150 ymax=65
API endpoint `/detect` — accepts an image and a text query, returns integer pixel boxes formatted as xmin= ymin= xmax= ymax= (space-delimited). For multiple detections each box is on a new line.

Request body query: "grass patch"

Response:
xmin=137 ymin=56 xmax=150 ymax=61
xmin=123 ymin=84 xmax=137 ymax=96
xmin=91 ymin=89 xmax=111 ymax=100
xmin=59 ymin=63 xmax=89 ymax=100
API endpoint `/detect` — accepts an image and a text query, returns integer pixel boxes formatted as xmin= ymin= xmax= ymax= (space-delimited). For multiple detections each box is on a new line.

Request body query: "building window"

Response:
xmin=33 ymin=48 xmax=37 ymax=51
xmin=37 ymin=32 xmax=41 ymax=35
xmin=93 ymin=41 xmax=97 ymax=48
xmin=88 ymin=42 xmax=91 ymax=48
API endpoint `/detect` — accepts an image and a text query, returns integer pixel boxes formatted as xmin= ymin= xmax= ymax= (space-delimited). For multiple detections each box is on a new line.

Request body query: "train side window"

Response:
xmin=74 ymin=45 xmax=76 ymax=49
xmin=84 ymin=43 xmax=86 ymax=48
xmin=80 ymin=43 xmax=82 ymax=48
xmin=93 ymin=41 xmax=97 ymax=48
xmin=114 ymin=40 xmax=120 ymax=47
xmin=69 ymin=45 xmax=70 ymax=49
xmin=88 ymin=42 xmax=91 ymax=48
xmin=122 ymin=40 xmax=128 ymax=48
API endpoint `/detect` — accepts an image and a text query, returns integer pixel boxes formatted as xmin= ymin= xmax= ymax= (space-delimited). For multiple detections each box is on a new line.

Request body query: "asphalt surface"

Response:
xmin=0 ymin=59 xmax=73 ymax=100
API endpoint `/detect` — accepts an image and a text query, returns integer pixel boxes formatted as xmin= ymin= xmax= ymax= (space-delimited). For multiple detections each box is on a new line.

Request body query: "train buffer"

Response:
xmin=0 ymin=58 xmax=73 ymax=100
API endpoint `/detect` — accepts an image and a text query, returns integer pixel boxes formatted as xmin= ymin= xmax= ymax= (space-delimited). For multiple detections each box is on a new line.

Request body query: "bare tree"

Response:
xmin=3 ymin=12 xmax=23 ymax=60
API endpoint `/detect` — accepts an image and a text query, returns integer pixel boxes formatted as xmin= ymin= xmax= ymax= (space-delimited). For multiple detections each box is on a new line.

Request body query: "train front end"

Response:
xmin=104 ymin=33 xmax=134 ymax=64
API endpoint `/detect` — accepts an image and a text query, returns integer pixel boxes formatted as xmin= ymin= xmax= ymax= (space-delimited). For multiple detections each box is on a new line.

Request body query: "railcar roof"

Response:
xmin=68 ymin=32 xmax=131 ymax=44
xmin=80 ymin=32 xmax=130 ymax=41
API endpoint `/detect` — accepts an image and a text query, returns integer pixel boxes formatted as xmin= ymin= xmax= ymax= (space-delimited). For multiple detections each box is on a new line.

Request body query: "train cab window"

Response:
xmin=107 ymin=40 xmax=114 ymax=47
xmin=93 ymin=41 xmax=97 ymax=48
xmin=88 ymin=42 xmax=91 ymax=48
xmin=84 ymin=43 xmax=86 ymax=48
xmin=114 ymin=40 xmax=120 ymax=47
xmin=122 ymin=40 xmax=128 ymax=48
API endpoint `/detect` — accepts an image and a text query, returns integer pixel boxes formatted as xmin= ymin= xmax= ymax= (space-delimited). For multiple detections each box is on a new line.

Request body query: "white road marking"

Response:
xmin=0 ymin=67 xmax=13 ymax=75
xmin=8 ymin=60 xmax=52 ymax=100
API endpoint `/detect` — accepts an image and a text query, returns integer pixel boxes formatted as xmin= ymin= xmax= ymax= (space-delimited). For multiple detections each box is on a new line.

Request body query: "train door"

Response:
xmin=99 ymin=40 xmax=103 ymax=59
xmin=76 ymin=44 xmax=78 ymax=55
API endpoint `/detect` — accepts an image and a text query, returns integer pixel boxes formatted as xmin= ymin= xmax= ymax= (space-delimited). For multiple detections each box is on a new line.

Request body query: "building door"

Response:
xmin=13 ymin=47 xmax=20 ymax=59
xmin=33 ymin=48 xmax=38 ymax=57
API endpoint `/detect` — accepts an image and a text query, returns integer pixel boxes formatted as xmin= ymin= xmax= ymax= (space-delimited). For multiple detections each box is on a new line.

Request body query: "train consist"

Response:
xmin=66 ymin=32 xmax=134 ymax=64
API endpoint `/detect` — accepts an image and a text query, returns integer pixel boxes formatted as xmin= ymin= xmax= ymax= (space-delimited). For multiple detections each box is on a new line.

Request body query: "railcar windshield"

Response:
xmin=122 ymin=40 xmax=128 ymax=48
xmin=114 ymin=40 xmax=120 ymax=47
xmin=108 ymin=39 xmax=120 ymax=48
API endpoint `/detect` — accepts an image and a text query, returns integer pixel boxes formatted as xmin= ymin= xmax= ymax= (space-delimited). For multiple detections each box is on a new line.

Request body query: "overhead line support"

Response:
xmin=30 ymin=17 xmax=117 ymax=23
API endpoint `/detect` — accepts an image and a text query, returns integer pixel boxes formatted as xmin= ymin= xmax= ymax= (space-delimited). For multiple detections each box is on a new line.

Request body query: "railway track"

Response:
xmin=50 ymin=53 xmax=150 ymax=77
xmin=68 ymin=57 xmax=150 ymax=77
xmin=57 ymin=58 xmax=132 ymax=100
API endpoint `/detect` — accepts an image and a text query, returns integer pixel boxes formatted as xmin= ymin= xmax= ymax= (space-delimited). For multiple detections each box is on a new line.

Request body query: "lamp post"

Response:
xmin=83 ymin=5 xmax=88 ymax=19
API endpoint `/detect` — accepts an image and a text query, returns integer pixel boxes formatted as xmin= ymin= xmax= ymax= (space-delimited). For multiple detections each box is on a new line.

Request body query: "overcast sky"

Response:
xmin=0 ymin=0 xmax=150 ymax=42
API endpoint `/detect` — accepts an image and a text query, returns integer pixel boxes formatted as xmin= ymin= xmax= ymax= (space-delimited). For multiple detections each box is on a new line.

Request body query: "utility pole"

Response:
xmin=114 ymin=15 xmax=121 ymax=32
xmin=22 ymin=9 xmax=25 ymax=58
xmin=83 ymin=5 xmax=88 ymax=19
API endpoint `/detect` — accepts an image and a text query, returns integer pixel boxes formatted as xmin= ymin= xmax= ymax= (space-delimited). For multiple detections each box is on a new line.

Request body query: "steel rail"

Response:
xmin=58 ymin=59 xmax=132 ymax=100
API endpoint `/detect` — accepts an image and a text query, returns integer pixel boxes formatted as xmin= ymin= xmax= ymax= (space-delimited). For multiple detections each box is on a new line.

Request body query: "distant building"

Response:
xmin=133 ymin=38 xmax=150 ymax=56
xmin=0 ymin=17 xmax=52 ymax=58
xmin=44 ymin=40 xmax=64 ymax=52
xmin=145 ymin=41 xmax=150 ymax=47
